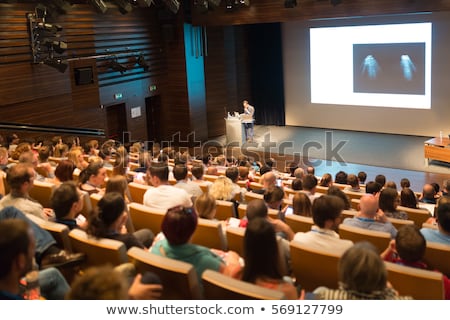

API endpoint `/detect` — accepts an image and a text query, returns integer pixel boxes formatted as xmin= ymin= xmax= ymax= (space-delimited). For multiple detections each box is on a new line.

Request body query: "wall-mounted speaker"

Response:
xmin=74 ymin=67 xmax=94 ymax=85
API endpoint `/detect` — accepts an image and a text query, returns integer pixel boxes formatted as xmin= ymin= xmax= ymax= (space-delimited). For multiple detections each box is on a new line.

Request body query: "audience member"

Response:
xmin=290 ymin=178 xmax=303 ymax=191
xmin=343 ymin=194 xmax=397 ymax=238
xmin=173 ymin=164 xmax=203 ymax=200
xmin=87 ymin=192 xmax=154 ymax=249
xmin=263 ymin=186 xmax=286 ymax=214
xmin=442 ymin=180 xmax=449 ymax=196
xmin=51 ymin=159 xmax=75 ymax=185
xmin=51 ymin=181 xmax=86 ymax=230
xmin=319 ymin=173 xmax=333 ymax=187
xmin=334 ymin=171 xmax=348 ymax=185
xmin=400 ymin=178 xmax=411 ymax=189
xmin=78 ymin=160 xmax=107 ymax=195
xmin=381 ymin=224 xmax=450 ymax=299
xmin=306 ymin=166 xmax=315 ymax=175
xmin=292 ymin=192 xmax=312 ymax=217
xmin=400 ymin=188 xmax=419 ymax=209
xmin=225 ymin=166 xmax=246 ymax=201
xmin=379 ymin=188 xmax=408 ymax=220
xmin=301 ymin=174 xmax=319 ymax=204
xmin=293 ymin=195 xmax=353 ymax=254
xmin=150 ymin=205 xmax=242 ymax=284
xmin=143 ymin=162 xmax=192 ymax=211
xmin=420 ymin=183 xmax=437 ymax=204
xmin=252 ymin=171 xmax=277 ymax=194
xmin=375 ymin=174 xmax=386 ymax=188
xmin=293 ymin=167 xmax=305 ymax=180
xmin=327 ymin=186 xmax=351 ymax=210
xmin=420 ymin=202 xmax=450 ymax=245
xmin=344 ymin=174 xmax=362 ymax=192
xmin=242 ymin=218 xmax=300 ymax=299
xmin=357 ymin=171 xmax=367 ymax=185
xmin=365 ymin=181 xmax=383 ymax=196
xmin=385 ymin=181 xmax=397 ymax=191
xmin=313 ymin=242 xmax=411 ymax=300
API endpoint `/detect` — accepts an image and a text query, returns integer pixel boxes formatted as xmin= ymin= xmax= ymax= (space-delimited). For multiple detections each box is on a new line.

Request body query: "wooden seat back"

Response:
xmin=191 ymin=218 xmax=227 ymax=251
xmin=338 ymin=223 xmax=391 ymax=253
xmin=128 ymin=202 xmax=166 ymax=234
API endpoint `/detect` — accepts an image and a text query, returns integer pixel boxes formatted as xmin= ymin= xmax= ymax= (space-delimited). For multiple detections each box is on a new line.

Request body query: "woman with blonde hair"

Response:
xmin=209 ymin=176 xmax=235 ymax=201
xmin=194 ymin=192 xmax=217 ymax=220
xmin=67 ymin=146 xmax=88 ymax=174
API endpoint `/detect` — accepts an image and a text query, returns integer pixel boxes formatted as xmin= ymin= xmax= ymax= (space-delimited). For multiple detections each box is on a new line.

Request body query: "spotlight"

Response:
xmin=108 ymin=58 xmax=128 ymax=74
xmin=137 ymin=53 xmax=149 ymax=71
xmin=284 ymin=0 xmax=297 ymax=8
xmin=89 ymin=0 xmax=108 ymax=13
xmin=225 ymin=0 xmax=234 ymax=10
xmin=162 ymin=0 xmax=180 ymax=14
xmin=113 ymin=0 xmax=133 ymax=14
xmin=43 ymin=39 xmax=68 ymax=54
xmin=36 ymin=22 xmax=63 ymax=32
xmin=44 ymin=57 xmax=68 ymax=73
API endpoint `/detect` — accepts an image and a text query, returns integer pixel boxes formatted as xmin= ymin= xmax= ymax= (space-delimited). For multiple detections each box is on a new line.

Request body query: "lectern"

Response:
xmin=225 ymin=117 xmax=245 ymax=145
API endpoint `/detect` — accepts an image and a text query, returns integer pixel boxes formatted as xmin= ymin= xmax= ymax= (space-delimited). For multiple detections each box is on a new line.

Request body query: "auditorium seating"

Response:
xmin=225 ymin=226 xmax=246 ymax=256
xmin=396 ymin=205 xmax=431 ymax=227
xmin=215 ymin=200 xmax=236 ymax=221
xmin=26 ymin=214 xmax=72 ymax=252
xmin=423 ymin=241 xmax=450 ymax=277
xmin=202 ymin=270 xmax=285 ymax=300
xmin=127 ymin=247 xmax=202 ymax=300
xmin=285 ymin=214 xmax=314 ymax=233
xmin=191 ymin=218 xmax=227 ymax=251
xmin=338 ymin=224 xmax=391 ymax=253
xmin=29 ymin=180 xmax=56 ymax=208
xmin=128 ymin=182 xmax=152 ymax=204
xmin=128 ymin=202 xmax=165 ymax=234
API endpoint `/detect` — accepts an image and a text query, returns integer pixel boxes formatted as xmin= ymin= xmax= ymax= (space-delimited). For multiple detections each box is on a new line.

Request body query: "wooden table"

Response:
xmin=424 ymin=137 xmax=450 ymax=164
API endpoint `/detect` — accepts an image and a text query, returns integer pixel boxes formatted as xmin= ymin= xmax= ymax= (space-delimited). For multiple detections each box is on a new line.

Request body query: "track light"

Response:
xmin=284 ymin=0 xmax=297 ymax=8
xmin=36 ymin=22 xmax=63 ymax=32
xmin=44 ymin=57 xmax=68 ymax=73
xmin=162 ymin=0 xmax=180 ymax=14
xmin=113 ymin=0 xmax=133 ymax=14
xmin=89 ymin=0 xmax=108 ymax=13
xmin=137 ymin=53 xmax=149 ymax=71
xmin=108 ymin=58 xmax=128 ymax=74
xmin=43 ymin=39 xmax=67 ymax=54
xmin=239 ymin=0 xmax=250 ymax=6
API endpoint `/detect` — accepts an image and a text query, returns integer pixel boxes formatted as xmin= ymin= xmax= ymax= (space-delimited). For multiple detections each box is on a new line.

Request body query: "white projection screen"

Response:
xmin=283 ymin=12 xmax=450 ymax=136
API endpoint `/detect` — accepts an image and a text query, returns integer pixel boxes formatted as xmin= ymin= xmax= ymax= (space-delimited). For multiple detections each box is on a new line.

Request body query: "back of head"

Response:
xmin=225 ymin=166 xmax=239 ymax=183
xmin=242 ymin=217 xmax=280 ymax=282
xmin=162 ymin=206 xmax=198 ymax=245
xmin=385 ymin=181 xmax=397 ymax=191
xmin=365 ymin=181 xmax=382 ymax=195
xmin=306 ymin=166 xmax=315 ymax=175
xmin=375 ymin=174 xmax=386 ymax=187
xmin=312 ymin=195 xmax=344 ymax=228
xmin=194 ymin=192 xmax=217 ymax=219
xmin=209 ymin=176 xmax=233 ymax=201
xmin=0 ymin=218 xmax=31 ymax=279
xmin=173 ymin=164 xmax=188 ymax=181
xmin=292 ymin=192 xmax=312 ymax=217
xmin=105 ymin=175 xmax=128 ymax=196
xmin=395 ymin=224 xmax=426 ymax=263
xmin=54 ymin=159 xmax=75 ymax=182
xmin=79 ymin=160 xmax=104 ymax=184
xmin=259 ymin=165 xmax=272 ymax=176
xmin=263 ymin=186 xmax=285 ymax=206
xmin=422 ymin=183 xmax=436 ymax=200
xmin=149 ymin=162 xmax=169 ymax=182
xmin=291 ymin=178 xmax=303 ymax=191
xmin=378 ymin=188 xmax=398 ymax=212
xmin=51 ymin=181 xmax=80 ymax=219
xmin=400 ymin=178 xmax=411 ymax=189
xmin=88 ymin=192 xmax=125 ymax=238
xmin=302 ymin=174 xmax=318 ymax=191
xmin=400 ymin=188 xmax=418 ymax=209
xmin=319 ymin=173 xmax=332 ymax=187
xmin=67 ymin=265 xmax=128 ymax=300
xmin=347 ymin=174 xmax=359 ymax=188
xmin=294 ymin=167 xmax=305 ymax=179
xmin=327 ymin=186 xmax=351 ymax=210
xmin=437 ymin=202 xmax=450 ymax=233
xmin=191 ymin=164 xmax=204 ymax=180
xmin=246 ymin=199 xmax=268 ymax=221
xmin=334 ymin=171 xmax=348 ymax=184
xmin=339 ymin=242 xmax=387 ymax=294
xmin=359 ymin=194 xmax=379 ymax=218
xmin=357 ymin=171 xmax=367 ymax=184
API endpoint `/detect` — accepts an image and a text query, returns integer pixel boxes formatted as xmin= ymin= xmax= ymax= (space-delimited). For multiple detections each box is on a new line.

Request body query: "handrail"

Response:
xmin=0 ymin=122 xmax=105 ymax=137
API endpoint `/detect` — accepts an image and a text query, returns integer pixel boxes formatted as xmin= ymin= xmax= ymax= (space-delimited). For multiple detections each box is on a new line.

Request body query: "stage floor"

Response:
xmin=215 ymin=125 xmax=450 ymax=193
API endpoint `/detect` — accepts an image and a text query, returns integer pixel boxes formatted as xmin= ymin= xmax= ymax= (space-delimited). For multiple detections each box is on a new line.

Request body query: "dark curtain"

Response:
xmin=247 ymin=23 xmax=285 ymax=126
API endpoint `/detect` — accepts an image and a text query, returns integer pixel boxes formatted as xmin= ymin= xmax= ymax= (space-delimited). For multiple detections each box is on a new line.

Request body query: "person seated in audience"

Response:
xmin=319 ymin=173 xmax=333 ymax=187
xmin=195 ymin=192 xmax=217 ymax=220
xmin=66 ymin=264 xmax=162 ymax=300
xmin=424 ymin=195 xmax=449 ymax=226
xmin=6 ymin=133 xmax=20 ymax=154
xmin=49 ymin=159 xmax=75 ymax=186
xmin=327 ymin=186 xmax=351 ymax=210
xmin=284 ymin=162 xmax=298 ymax=178
xmin=106 ymin=175 xmax=132 ymax=203
xmin=400 ymin=178 xmax=411 ymax=189
xmin=143 ymin=162 xmax=192 ymax=212
xmin=290 ymin=178 xmax=303 ymax=191
xmin=375 ymin=174 xmax=387 ymax=189
xmin=36 ymin=145 xmax=55 ymax=179
xmin=344 ymin=174 xmax=362 ymax=192
xmin=301 ymin=174 xmax=320 ymax=204
xmin=53 ymin=142 xmax=69 ymax=159
xmin=209 ymin=175 xmax=238 ymax=202
xmin=78 ymin=160 xmax=107 ymax=195
xmin=378 ymin=188 xmax=408 ymax=220
xmin=0 ymin=146 xmax=9 ymax=173
xmin=67 ymin=146 xmax=89 ymax=175
xmin=87 ymin=192 xmax=154 ymax=249
xmin=238 ymin=165 xmax=253 ymax=190
xmin=292 ymin=192 xmax=312 ymax=217
xmin=419 ymin=183 xmax=438 ymax=204
xmin=293 ymin=167 xmax=305 ymax=180
xmin=111 ymin=146 xmax=130 ymax=179
xmin=385 ymin=181 xmax=398 ymax=191
xmin=259 ymin=165 xmax=272 ymax=177
xmin=0 ymin=219 xmax=72 ymax=300
xmin=173 ymin=164 xmax=203 ymax=200
xmin=51 ymin=181 xmax=86 ymax=230
xmin=18 ymin=150 xmax=47 ymax=181
xmin=0 ymin=163 xmax=54 ymax=220
xmin=251 ymin=171 xmax=277 ymax=195
xmin=313 ymin=242 xmax=411 ymax=300
xmin=381 ymin=224 xmax=450 ymax=299
xmin=365 ymin=181 xmax=383 ymax=196
xmin=357 ymin=171 xmax=367 ymax=185
xmin=442 ymin=180 xmax=449 ymax=196
xmin=334 ymin=171 xmax=348 ymax=185
xmin=264 ymin=186 xmax=287 ymax=219
xmin=306 ymin=166 xmax=315 ymax=176
xmin=400 ymin=187 xmax=419 ymax=209
xmin=343 ymin=194 xmax=397 ymax=238
xmin=293 ymin=195 xmax=353 ymax=254
xmin=206 ymin=165 xmax=219 ymax=176
xmin=420 ymin=202 xmax=450 ymax=245
xmin=150 ymin=205 xmax=243 ymax=284
xmin=431 ymin=182 xmax=441 ymax=197
xmin=84 ymin=139 xmax=99 ymax=157
xmin=191 ymin=164 xmax=213 ymax=189
xmin=242 ymin=217 xmax=301 ymax=299
xmin=225 ymin=166 xmax=246 ymax=202
xmin=0 ymin=206 xmax=85 ymax=270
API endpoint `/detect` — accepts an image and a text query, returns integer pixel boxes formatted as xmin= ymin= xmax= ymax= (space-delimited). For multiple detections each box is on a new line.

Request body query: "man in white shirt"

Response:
xmin=172 ymin=164 xmax=203 ymax=199
xmin=293 ymin=194 xmax=353 ymax=254
xmin=143 ymin=162 xmax=192 ymax=212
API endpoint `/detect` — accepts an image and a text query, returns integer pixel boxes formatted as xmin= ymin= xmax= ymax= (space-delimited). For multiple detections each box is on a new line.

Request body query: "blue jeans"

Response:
xmin=0 ymin=206 xmax=56 ymax=259
xmin=243 ymin=122 xmax=254 ymax=141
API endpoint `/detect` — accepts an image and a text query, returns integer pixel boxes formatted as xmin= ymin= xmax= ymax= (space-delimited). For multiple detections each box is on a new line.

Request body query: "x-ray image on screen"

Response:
xmin=353 ymin=43 xmax=426 ymax=95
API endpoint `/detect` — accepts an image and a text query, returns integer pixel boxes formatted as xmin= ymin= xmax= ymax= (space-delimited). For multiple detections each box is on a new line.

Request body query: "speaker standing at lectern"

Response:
xmin=242 ymin=100 xmax=255 ymax=142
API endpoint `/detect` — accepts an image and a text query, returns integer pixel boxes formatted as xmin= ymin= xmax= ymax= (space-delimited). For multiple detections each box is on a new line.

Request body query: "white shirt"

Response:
xmin=175 ymin=180 xmax=203 ymax=198
xmin=293 ymin=225 xmax=353 ymax=255
xmin=143 ymin=184 xmax=193 ymax=212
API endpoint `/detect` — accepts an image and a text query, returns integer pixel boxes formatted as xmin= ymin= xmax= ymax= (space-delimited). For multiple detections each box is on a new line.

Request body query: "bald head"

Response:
xmin=422 ymin=184 xmax=436 ymax=200
xmin=359 ymin=194 xmax=379 ymax=218
xmin=261 ymin=171 xmax=276 ymax=188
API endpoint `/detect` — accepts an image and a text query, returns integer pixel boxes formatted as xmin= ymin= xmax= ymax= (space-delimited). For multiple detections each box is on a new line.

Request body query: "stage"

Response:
xmin=216 ymin=125 xmax=450 ymax=192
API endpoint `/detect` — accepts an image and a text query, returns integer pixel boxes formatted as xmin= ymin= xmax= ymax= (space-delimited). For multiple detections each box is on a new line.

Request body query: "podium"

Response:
xmin=225 ymin=117 xmax=245 ymax=145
